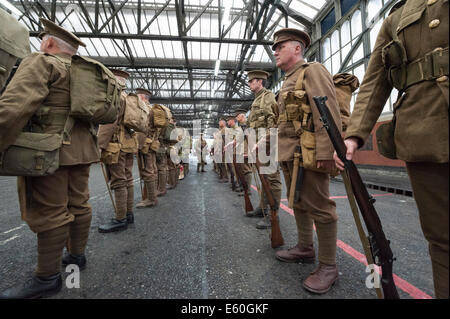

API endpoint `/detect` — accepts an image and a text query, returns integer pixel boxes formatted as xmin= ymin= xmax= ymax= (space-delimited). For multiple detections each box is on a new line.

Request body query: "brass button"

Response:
xmin=427 ymin=0 xmax=437 ymax=5
xmin=429 ymin=19 xmax=440 ymax=28
xmin=436 ymin=75 xmax=448 ymax=82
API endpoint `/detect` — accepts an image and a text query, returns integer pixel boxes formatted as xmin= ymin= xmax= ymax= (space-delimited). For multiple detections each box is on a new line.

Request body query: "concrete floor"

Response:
xmin=0 ymin=156 xmax=434 ymax=299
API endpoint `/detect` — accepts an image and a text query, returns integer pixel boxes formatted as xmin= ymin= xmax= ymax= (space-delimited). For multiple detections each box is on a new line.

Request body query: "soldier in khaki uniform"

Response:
xmin=167 ymin=119 xmax=180 ymax=188
xmin=194 ymin=133 xmax=208 ymax=172
xmin=217 ymin=119 xmax=229 ymax=182
xmin=335 ymin=0 xmax=448 ymax=298
xmin=135 ymin=88 xmax=159 ymax=208
xmin=156 ymin=126 xmax=169 ymax=197
xmin=0 ymin=19 xmax=99 ymax=298
xmin=97 ymin=70 xmax=138 ymax=233
xmin=225 ymin=116 xmax=241 ymax=191
xmin=272 ymin=28 xmax=342 ymax=294
xmin=234 ymin=109 xmax=251 ymax=195
xmin=0 ymin=8 xmax=30 ymax=91
xmin=246 ymin=71 xmax=282 ymax=228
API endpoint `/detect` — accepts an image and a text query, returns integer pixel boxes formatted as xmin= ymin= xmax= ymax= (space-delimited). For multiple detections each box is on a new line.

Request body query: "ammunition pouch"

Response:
xmin=100 ymin=142 xmax=121 ymax=165
xmin=118 ymin=127 xmax=138 ymax=153
xmin=150 ymin=139 xmax=160 ymax=152
xmin=0 ymin=132 xmax=62 ymax=176
xmin=375 ymin=93 xmax=406 ymax=160
xmin=376 ymin=121 xmax=397 ymax=160
xmin=141 ymin=137 xmax=153 ymax=154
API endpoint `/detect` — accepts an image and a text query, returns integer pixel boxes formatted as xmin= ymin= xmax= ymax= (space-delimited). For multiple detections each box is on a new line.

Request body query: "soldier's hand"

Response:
xmin=333 ymin=137 xmax=359 ymax=171
xmin=316 ymin=160 xmax=336 ymax=171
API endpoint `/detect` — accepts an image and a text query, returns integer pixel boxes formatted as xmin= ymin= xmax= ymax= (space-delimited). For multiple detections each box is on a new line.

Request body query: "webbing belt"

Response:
xmin=391 ymin=47 xmax=449 ymax=90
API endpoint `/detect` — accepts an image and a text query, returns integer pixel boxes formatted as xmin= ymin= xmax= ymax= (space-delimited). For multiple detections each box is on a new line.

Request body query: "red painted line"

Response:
xmin=337 ymin=240 xmax=432 ymax=300
xmin=250 ymin=184 xmax=433 ymax=299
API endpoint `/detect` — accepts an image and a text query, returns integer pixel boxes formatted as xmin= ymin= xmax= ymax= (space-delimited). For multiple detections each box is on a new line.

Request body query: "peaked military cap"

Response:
xmin=136 ymin=88 xmax=152 ymax=97
xmin=272 ymin=28 xmax=311 ymax=51
xmin=38 ymin=18 xmax=86 ymax=49
xmin=110 ymin=69 xmax=130 ymax=79
xmin=234 ymin=108 xmax=247 ymax=116
xmin=247 ymin=70 xmax=269 ymax=81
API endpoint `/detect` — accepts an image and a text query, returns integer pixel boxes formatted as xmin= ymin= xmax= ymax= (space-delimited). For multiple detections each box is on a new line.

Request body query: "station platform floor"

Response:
xmin=0 ymin=156 xmax=435 ymax=299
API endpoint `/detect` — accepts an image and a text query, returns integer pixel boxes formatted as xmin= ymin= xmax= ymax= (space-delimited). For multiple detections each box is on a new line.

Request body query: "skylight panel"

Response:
xmin=152 ymin=40 xmax=165 ymax=58
xmin=219 ymin=43 xmax=229 ymax=61
xmin=161 ymin=41 xmax=175 ymax=59
xmin=309 ymin=0 xmax=327 ymax=10
xmin=191 ymin=41 xmax=202 ymax=60
xmin=290 ymin=1 xmax=318 ymax=18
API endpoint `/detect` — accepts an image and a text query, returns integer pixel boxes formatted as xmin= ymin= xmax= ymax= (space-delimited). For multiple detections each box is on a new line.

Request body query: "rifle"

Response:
xmin=229 ymin=141 xmax=254 ymax=214
xmin=313 ymin=96 xmax=399 ymax=299
xmin=254 ymin=157 xmax=284 ymax=248
xmin=288 ymin=145 xmax=305 ymax=209
xmin=136 ymin=151 xmax=147 ymax=200
xmin=100 ymin=162 xmax=117 ymax=214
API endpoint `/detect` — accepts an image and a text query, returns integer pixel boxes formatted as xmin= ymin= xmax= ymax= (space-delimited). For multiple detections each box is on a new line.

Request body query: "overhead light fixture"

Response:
xmin=0 ymin=0 xmax=22 ymax=15
xmin=222 ymin=3 xmax=232 ymax=27
xmin=214 ymin=60 xmax=221 ymax=77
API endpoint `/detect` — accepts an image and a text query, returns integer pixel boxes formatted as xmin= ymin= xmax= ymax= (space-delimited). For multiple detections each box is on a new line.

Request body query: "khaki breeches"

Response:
xmin=17 ymin=164 xmax=92 ymax=233
xmin=140 ymin=151 xmax=158 ymax=183
xmin=107 ymin=151 xmax=134 ymax=189
xmin=156 ymin=152 xmax=168 ymax=172
xmin=406 ymin=161 xmax=449 ymax=299
xmin=280 ymin=161 xmax=337 ymax=224
xmin=258 ymin=166 xmax=282 ymax=209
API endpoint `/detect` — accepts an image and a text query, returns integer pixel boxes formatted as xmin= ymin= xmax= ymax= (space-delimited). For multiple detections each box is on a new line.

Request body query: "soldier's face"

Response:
xmin=137 ymin=93 xmax=149 ymax=102
xmin=274 ymin=41 xmax=300 ymax=71
xmin=237 ymin=114 xmax=246 ymax=123
xmin=40 ymin=37 xmax=50 ymax=52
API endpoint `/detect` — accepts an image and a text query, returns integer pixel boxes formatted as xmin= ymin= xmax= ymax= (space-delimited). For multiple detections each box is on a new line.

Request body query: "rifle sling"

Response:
xmin=342 ymin=169 xmax=383 ymax=299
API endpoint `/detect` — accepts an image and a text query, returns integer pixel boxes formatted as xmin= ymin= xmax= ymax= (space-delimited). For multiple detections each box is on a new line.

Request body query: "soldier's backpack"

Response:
xmin=123 ymin=93 xmax=150 ymax=133
xmin=152 ymin=104 xmax=169 ymax=128
xmin=0 ymin=8 xmax=31 ymax=91
xmin=69 ymin=55 xmax=123 ymax=125
xmin=158 ymin=105 xmax=178 ymax=144
xmin=0 ymin=54 xmax=122 ymax=177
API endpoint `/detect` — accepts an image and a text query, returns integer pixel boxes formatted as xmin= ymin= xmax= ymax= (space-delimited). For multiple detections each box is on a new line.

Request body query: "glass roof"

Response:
xmin=3 ymin=0 xmax=333 ymax=127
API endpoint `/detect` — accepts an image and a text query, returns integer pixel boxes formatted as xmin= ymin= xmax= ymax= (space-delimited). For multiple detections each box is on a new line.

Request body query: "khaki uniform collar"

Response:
xmin=255 ymin=87 xmax=266 ymax=98
xmin=285 ymin=60 xmax=307 ymax=78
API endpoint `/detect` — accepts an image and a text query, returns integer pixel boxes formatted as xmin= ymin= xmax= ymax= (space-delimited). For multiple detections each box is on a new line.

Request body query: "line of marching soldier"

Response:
xmin=0 ymin=16 xmax=190 ymax=298
xmin=210 ymin=0 xmax=449 ymax=298
xmin=97 ymin=76 xmax=189 ymax=233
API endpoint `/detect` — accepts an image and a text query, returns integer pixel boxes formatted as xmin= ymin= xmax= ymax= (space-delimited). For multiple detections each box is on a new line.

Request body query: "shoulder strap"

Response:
xmin=62 ymin=116 xmax=76 ymax=145
xmin=294 ymin=63 xmax=312 ymax=90
xmin=259 ymin=90 xmax=268 ymax=109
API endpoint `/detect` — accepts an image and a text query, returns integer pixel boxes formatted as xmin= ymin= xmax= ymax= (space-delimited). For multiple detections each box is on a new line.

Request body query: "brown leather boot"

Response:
xmin=157 ymin=172 xmax=167 ymax=196
xmin=303 ymin=263 xmax=338 ymax=294
xmin=275 ymin=244 xmax=315 ymax=263
xmin=136 ymin=181 xmax=157 ymax=208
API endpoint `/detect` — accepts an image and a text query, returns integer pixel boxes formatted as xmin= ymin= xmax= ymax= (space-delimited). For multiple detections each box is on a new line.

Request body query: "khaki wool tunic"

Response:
xmin=345 ymin=0 xmax=449 ymax=163
xmin=277 ymin=61 xmax=342 ymax=162
xmin=248 ymin=88 xmax=278 ymax=130
xmin=0 ymin=52 xmax=99 ymax=165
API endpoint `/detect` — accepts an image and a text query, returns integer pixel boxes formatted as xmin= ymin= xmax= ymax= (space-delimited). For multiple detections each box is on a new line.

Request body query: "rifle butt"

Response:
xmin=244 ymin=192 xmax=254 ymax=213
xmin=288 ymin=160 xmax=299 ymax=209
xmin=270 ymin=210 xmax=284 ymax=248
